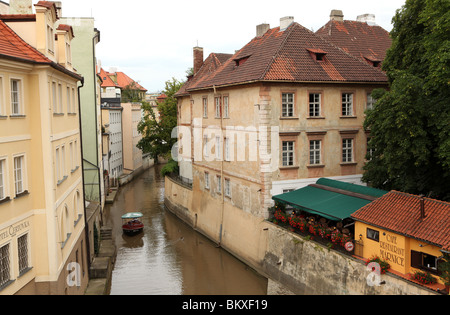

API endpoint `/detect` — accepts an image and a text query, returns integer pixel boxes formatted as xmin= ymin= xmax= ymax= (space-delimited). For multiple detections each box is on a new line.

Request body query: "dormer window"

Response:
xmin=47 ymin=25 xmax=54 ymax=53
xmin=307 ymin=48 xmax=327 ymax=62
xmin=233 ymin=55 xmax=251 ymax=67
xmin=364 ymin=55 xmax=381 ymax=68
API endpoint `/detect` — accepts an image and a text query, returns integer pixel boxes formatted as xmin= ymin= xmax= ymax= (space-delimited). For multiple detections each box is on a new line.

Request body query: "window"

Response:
xmin=0 ymin=244 xmax=10 ymax=288
xmin=223 ymin=96 xmax=229 ymax=118
xmin=342 ymin=139 xmax=353 ymax=163
xmin=61 ymin=145 xmax=66 ymax=178
xmin=0 ymin=159 xmax=5 ymax=200
xmin=282 ymin=93 xmax=294 ymax=117
xmin=224 ymin=137 xmax=230 ymax=161
xmin=342 ymin=93 xmax=353 ymax=116
xmin=411 ymin=250 xmax=439 ymax=274
xmin=215 ymin=136 xmax=221 ymax=160
xmin=11 ymin=79 xmax=21 ymax=115
xmin=367 ymin=228 xmax=379 ymax=242
xmin=224 ymin=179 xmax=231 ymax=197
xmin=282 ymin=141 xmax=294 ymax=166
xmin=217 ymin=175 xmax=222 ymax=194
xmin=215 ymin=97 xmax=221 ymax=118
xmin=366 ymin=93 xmax=375 ymax=111
xmin=18 ymin=234 xmax=29 ymax=275
xmin=69 ymin=142 xmax=74 ymax=171
xmin=204 ymin=172 xmax=210 ymax=190
xmin=203 ymin=97 xmax=208 ymax=118
xmin=67 ymin=87 xmax=71 ymax=113
xmin=14 ymin=156 xmax=24 ymax=195
xmin=55 ymin=148 xmax=60 ymax=181
xmin=309 ymin=140 xmax=321 ymax=165
xmin=52 ymin=82 xmax=57 ymax=113
xmin=366 ymin=137 xmax=374 ymax=161
xmin=0 ymin=77 xmax=3 ymax=116
xmin=309 ymin=93 xmax=321 ymax=117
xmin=58 ymin=84 xmax=63 ymax=113
xmin=72 ymin=88 xmax=76 ymax=114
xmin=47 ymin=25 xmax=54 ymax=53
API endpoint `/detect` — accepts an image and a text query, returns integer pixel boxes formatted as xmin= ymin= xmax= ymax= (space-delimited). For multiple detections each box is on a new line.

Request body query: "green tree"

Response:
xmin=121 ymin=81 xmax=144 ymax=103
xmin=137 ymin=78 xmax=183 ymax=164
xmin=363 ymin=0 xmax=450 ymax=200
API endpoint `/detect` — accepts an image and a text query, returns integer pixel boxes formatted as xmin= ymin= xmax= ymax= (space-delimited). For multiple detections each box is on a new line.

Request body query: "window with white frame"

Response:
xmin=55 ymin=147 xmax=60 ymax=181
xmin=366 ymin=93 xmax=375 ymax=111
xmin=52 ymin=82 xmax=57 ymax=113
xmin=215 ymin=136 xmax=221 ymax=160
xmin=309 ymin=93 xmax=321 ymax=117
xmin=47 ymin=25 xmax=54 ymax=53
xmin=309 ymin=140 xmax=321 ymax=165
xmin=0 ymin=159 xmax=5 ymax=200
xmin=203 ymin=135 xmax=209 ymax=158
xmin=224 ymin=179 xmax=231 ymax=197
xmin=18 ymin=234 xmax=29 ymax=275
xmin=282 ymin=93 xmax=294 ymax=117
xmin=342 ymin=138 xmax=354 ymax=163
xmin=204 ymin=172 xmax=210 ymax=189
xmin=67 ymin=87 xmax=71 ymax=113
xmin=217 ymin=175 xmax=222 ymax=194
xmin=0 ymin=77 xmax=3 ymax=116
xmin=61 ymin=145 xmax=66 ymax=178
xmin=215 ymin=97 xmax=221 ymax=118
xmin=223 ymin=96 xmax=229 ymax=118
xmin=11 ymin=79 xmax=22 ymax=115
xmin=224 ymin=137 xmax=230 ymax=161
xmin=58 ymin=84 xmax=63 ymax=113
xmin=282 ymin=141 xmax=294 ymax=166
xmin=0 ymin=243 xmax=11 ymax=287
xmin=72 ymin=88 xmax=76 ymax=114
xmin=203 ymin=97 xmax=208 ymax=118
xmin=14 ymin=155 xmax=24 ymax=195
xmin=342 ymin=93 xmax=353 ymax=116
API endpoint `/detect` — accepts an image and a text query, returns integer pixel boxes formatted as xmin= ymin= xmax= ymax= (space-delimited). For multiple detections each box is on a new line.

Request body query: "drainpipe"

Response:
xmin=77 ymin=77 xmax=92 ymax=270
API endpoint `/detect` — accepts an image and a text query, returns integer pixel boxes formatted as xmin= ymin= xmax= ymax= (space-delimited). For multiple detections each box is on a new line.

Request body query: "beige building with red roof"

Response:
xmin=171 ymin=14 xmax=391 ymax=266
xmin=0 ymin=1 xmax=88 ymax=295
xmin=352 ymin=191 xmax=450 ymax=289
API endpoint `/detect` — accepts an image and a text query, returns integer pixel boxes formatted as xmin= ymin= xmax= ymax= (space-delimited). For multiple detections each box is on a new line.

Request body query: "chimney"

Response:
xmin=9 ymin=0 xmax=33 ymax=14
xmin=256 ymin=23 xmax=270 ymax=37
xmin=280 ymin=16 xmax=294 ymax=31
xmin=419 ymin=196 xmax=426 ymax=220
xmin=330 ymin=10 xmax=344 ymax=21
xmin=357 ymin=13 xmax=376 ymax=26
xmin=54 ymin=1 xmax=63 ymax=18
xmin=193 ymin=46 xmax=204 ymax=75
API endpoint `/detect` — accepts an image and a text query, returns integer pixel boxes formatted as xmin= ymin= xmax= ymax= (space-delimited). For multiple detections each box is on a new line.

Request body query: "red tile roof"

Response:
xmin=352 ymin=191 xmax=450 ymax=251
xmin=316 ymin=20 xmax=391 ymax=68
xmin=0 ymin=20 xmax=82 ymax=80
xmin=115 ymin=72 xmax=147 ymax=92
xmin=99 ymin=68 xmax=119 ymax=88
xmin=181 ymin=22 xmax=388 ymax=94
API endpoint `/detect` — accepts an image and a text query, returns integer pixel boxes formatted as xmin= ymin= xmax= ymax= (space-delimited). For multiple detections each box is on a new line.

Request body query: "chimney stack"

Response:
xmin=256 ymin=23 xmax=270 ymax=37
xmin=280 ymin=16 xmax=294 ymax=31
xmin=54 ymin=1 xmax=63 ymax=18
xmin=357 ymin=13 xmax=376 ymax=25
xmin=330 ymin=10 xmax=344 ymax=21
xmin=193 ymin=46 xmax=204 ymax=75
xmin=9 ymin=0 xmax=33 ymax=14
xmin=419 ymin=196 xmax=426 ymax=220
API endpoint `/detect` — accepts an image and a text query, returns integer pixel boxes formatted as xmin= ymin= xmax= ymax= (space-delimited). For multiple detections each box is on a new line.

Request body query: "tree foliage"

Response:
xmin=363 ymin=0 xmax=450 ymax=200
xmin=137 ymin=78 xmax=183 ymax=163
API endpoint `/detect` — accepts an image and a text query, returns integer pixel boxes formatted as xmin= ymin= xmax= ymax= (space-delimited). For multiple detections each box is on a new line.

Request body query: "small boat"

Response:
xmin=121 ymin=212 xmax=144 ymax=235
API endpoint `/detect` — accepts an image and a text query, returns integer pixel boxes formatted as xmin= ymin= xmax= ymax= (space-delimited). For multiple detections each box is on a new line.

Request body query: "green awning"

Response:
xmin=272 ymin=184 xmax=383 ymax=221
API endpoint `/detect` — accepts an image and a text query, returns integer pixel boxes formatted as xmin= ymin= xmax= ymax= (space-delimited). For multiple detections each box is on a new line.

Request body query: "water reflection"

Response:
xmin=105 ymin=165 xmax=267 ymax=295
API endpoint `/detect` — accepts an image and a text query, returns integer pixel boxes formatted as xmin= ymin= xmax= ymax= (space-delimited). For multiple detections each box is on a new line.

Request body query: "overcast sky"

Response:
xmin=11 ymin=0 xmax=406 ymax=92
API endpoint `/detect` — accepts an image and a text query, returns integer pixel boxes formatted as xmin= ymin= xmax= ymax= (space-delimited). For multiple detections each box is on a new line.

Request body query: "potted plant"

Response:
xmin=411 ymin=270 xmax=437 ymax=285
xmin=439 ymin=254 xmax=450 ymax=293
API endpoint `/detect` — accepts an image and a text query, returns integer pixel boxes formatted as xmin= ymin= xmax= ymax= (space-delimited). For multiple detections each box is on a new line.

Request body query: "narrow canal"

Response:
xmin=104 ymin=165 xmax=268 ymax=295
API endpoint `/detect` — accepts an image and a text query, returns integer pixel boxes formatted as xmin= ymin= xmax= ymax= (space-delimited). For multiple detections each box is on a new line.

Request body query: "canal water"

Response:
xmin=105 ymin=165 xmax=268 ymax=295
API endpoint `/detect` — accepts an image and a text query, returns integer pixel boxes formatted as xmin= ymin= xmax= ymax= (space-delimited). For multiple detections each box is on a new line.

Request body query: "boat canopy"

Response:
xmin=121 ymin=212 xmax=144 ymax=219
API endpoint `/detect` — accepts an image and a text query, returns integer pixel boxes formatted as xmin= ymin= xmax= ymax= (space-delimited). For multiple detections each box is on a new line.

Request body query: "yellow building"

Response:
xmin=0 ymin=1 xmax=88 ymax=295
xmin=352 ymin=191 xmax=450 ymax=290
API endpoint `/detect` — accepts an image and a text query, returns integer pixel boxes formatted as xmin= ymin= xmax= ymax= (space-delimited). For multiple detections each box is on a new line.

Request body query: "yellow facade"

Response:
xmin=355 ymin=221 xmax=445 ymax=285
xmin=0 ymin=4 xmax=88 ymax=295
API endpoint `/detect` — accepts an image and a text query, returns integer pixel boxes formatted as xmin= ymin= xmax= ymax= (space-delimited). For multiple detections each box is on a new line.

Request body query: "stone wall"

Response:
xmin=263 ymin=222 xmax=440 ymax=295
